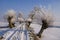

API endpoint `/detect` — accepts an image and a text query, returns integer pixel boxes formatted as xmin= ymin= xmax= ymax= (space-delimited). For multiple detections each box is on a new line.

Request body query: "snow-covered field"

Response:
xmin=0 ymin=23 xmax=27 ymax=40
xmin=30 ymin=23 xmax=60 ymax=40
xmin=41 ymin=28 xmax=60 ymax=40
xmin=0 ymin=22 xmax=60 ymax=40
xmin=0 ymin=22 xmax=8 ymax=27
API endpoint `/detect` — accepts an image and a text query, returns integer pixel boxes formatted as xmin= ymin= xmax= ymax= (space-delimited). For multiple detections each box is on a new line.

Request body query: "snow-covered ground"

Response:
xmin=30 ymin=23 xmax=60 ymax=40
xmin=41 ymin=28 xmax=60 ymax=40
xmin=0 ymin=22 xmax=8 ymax=27
xmin=0 ymin=23 xmax=27 ymax=40
xmin=0 ymin=22 xmax=60 ymax=40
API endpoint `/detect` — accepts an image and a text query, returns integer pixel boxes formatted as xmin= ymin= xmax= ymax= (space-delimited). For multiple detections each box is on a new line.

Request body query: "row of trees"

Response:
xmin=4 ymin=10 xmax=24 ymax=28
xmin=26 ymin=6 xmax=54 ymax=39
xmin=3 ymin=6 xmax=54 ymax=40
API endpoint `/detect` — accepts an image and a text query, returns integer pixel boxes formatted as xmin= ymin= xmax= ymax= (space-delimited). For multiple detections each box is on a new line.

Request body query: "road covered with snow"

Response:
xmin=0 ymin=22 xmax=60 ymax=40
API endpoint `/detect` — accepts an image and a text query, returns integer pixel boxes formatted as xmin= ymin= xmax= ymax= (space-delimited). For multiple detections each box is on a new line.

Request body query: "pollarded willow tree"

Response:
xmin=17 ymin=12 xmax=24 ymax=24
xmin=36 ymin=6 xmax=54 ymax=38
xmin=4 ymin=9 xmax=16 ymax=28
xmin=27 ymin=6 xmax=54 ymax=40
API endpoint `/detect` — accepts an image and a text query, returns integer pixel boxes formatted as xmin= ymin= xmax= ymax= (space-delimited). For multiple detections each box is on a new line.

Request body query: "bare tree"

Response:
xmin=26 ymin=7 xmax=41 ymax=40
xmin=4 ymin=9 xmax=16 ymax=28
xmin=17 ymin=12 xmax=24 ymax=24
xmin=36 ymin=6 xmax=54 ymax=38
xmin=27 ymin=6 xmax=54 ymax=40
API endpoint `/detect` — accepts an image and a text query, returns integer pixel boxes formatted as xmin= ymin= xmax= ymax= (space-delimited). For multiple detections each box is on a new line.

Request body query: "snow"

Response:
xmin=0 ymin=22 xmax=8 ymax=27
xmin=3 ymin=31 xmax=14 ymax=40
xmin=1 ymin=23 xmax=27 ymax=40
xmin=29 ymin=23 xmax=60 ymax=40
xmin=0 ymin=22 xmax=60 ymax=40
xmin=30 ymin=23 xmax=42 ymax=34
xmin=41 ymin=28 xmax=60 ymax=40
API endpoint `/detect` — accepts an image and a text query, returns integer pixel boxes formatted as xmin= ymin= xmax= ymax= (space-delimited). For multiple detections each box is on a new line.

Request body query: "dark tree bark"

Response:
xmin=37 ymin=19 xmax=48 ymax=38
xmin=8 ymin=16 xmax=15 ymax=28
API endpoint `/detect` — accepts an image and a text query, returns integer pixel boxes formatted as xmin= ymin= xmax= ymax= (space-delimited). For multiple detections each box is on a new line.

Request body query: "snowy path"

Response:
xmin=0 ymin=23 xmax=27 ymax=40
xmin=0 ymin=23 xmax=60 ymax=40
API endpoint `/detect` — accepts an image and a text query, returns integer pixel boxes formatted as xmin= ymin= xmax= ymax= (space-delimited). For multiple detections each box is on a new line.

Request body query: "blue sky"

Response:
xmin=0 ymin=0 xmax=60 ymax=37
xmin=0 ymin=0 xmax=60 ymax=23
